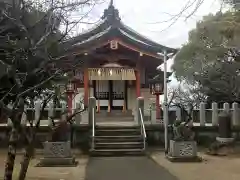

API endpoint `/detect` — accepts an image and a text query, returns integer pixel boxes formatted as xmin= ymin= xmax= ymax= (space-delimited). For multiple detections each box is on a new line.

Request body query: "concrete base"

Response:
xmin=37 ymin=157 xmax=78 ymax=167
xmin=216 ymin=137 xmax=234 ymax=144
xmin=207 ymin=140 xmax=236 ymax=156
xmin=166 ymin=154 xmax=202 ymax=162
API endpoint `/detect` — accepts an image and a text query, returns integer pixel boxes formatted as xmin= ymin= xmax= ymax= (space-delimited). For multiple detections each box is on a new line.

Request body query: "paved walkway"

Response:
xmin=85 ymin=156 xmax=179 ymax=180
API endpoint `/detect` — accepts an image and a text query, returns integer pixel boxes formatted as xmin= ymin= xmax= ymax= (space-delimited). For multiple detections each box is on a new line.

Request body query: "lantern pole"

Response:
xmin=163 ymin=49 xmax=169 ymax=154
xmin=156 ymin=93 xmax=160 ymax=119
xmin=66 ymin=81 xmax=74 ymax=115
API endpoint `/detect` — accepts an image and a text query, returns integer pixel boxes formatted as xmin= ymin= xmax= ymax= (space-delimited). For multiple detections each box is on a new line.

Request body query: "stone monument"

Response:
xmin=38 ymin=121 xmax=77 ymax=167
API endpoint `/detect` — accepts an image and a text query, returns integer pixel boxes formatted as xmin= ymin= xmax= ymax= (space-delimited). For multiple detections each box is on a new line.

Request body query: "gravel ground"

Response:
xmin=151 ymin=151 xmax=240 ymax=180
xmin=0 ymin=154 xmax=88 ymax=180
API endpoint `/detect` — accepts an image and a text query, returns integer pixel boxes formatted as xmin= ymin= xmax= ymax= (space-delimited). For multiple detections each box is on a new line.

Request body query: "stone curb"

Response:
xmin=15 ymin=149 xmax=83 ymax=155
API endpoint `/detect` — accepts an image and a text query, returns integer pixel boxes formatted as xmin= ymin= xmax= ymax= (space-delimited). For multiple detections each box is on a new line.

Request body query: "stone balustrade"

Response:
xmin=150 ymin=102 xmax=240 ymax=126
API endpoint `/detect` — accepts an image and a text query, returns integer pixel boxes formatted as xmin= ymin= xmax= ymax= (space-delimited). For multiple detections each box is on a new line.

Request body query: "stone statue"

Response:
xmin=49 ymin=120 xmax=70 ymax=142
xmin=167 ymin=104 xmax=201 ymax=162
xmin=172 ymin=119 xmax=195 ymax=141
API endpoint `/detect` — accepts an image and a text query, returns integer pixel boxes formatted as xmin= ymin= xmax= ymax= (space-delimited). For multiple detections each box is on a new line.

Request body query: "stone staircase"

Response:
xmin=95 ymin=110 xmax=134 ymax=122
xmin=90 ymin=126 xmax=146 ymax=156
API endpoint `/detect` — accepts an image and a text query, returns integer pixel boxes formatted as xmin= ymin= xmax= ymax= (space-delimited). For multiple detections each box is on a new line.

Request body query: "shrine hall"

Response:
xmin=61 ymin=1 xmax=177 ymax=113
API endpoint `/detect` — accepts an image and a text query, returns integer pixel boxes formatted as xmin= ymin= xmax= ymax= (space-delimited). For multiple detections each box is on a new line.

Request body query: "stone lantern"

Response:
xmin=149 ymin=77 xmax=164 ymax=119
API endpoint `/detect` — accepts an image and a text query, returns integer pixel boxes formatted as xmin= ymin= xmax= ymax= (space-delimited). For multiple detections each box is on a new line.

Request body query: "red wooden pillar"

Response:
xmin=135 ymin=70 xmax=141 ymax=97
xmin=84 ymin=68 xmax=89 ymax=107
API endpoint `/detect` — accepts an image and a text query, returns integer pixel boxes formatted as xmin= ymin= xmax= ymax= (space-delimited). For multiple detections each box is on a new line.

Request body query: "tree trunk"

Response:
xmin=18 ymin=96 xmax=52 ymax=180
xmin=4 ymin=127 xmax=18 ymax=180
xmin=18 ymin=144 xmax=34 ymax=180
xmin=17 ymin=125 xmax=36 ymax=180
xmin=4 ymin=99 xmax=24 ymax=180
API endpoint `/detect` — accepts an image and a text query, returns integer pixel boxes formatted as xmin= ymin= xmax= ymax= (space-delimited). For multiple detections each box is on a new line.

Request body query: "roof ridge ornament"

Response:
xmin=110 ymin=0 xmax=113 ymax=7
xmin=102 ymin=0 xmax=121 ymax=22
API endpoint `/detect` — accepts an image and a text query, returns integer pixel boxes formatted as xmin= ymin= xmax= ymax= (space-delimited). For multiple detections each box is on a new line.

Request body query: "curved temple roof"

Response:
xmin=64 ymin=1 xmax=177 ymax=56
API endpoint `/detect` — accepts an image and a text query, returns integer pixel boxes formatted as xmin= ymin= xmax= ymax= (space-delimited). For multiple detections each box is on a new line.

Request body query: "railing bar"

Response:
xmin=92 ymin=108 xmax=95 ymax=149
xmin=139 ymin=108 xmax=146 ymax=138
xmin=139 ymin=108 xmax=146 ymax=150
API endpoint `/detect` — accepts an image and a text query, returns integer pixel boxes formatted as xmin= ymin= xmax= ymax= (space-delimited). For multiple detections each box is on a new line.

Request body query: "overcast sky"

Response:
xmin=113 ymin=0 xmax=222 ymax=48
xmin=70 ymin=0 xmax=225 ymax=86
xmin=79 ymin=0 xmax=223 ymax=48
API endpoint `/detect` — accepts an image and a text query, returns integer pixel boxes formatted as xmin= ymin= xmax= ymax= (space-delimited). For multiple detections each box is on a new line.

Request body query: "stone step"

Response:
xmin=94 ymin=135 xmax=143 ymax=142
xmin=94 ymin=142 xmax=144 ymax=149
xmin=90 ymin=125 xmax=145 ymax=156
xmin=95 ymin=126 xmax=140 ymax=130
xmin=95 ymin=142 xmax=143 ymax=145
xmin=95 ymin=129 xmax=141 ymax=136
xmin=95 ymin=129 xmax=141 ymax=133
xmin=90 ymin=148 xmax=145 ymax=156
xmin=96 ymin=110 xmax=133 ymax=117
xmin=94 ymin=143 xmax=144 ymax=150
xmin=91 ymin=148 xmax=144 ymax=152
xmin=96 ymin=117 xmax=134 ymax=122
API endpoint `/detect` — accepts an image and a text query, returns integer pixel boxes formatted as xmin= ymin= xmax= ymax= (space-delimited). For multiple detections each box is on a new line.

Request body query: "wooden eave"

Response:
xmin=65 ymin=28 xmax=163 ymax=60
xmin=118 ymin=22 xmax=176 ymax=54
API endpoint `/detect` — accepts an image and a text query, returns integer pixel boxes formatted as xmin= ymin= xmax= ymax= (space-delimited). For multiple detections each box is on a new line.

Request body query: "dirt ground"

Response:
xmin=151 ymin=151 xmax=240 ymax=180
xmin=0 ymin=153 xmax=88 ymax=180
xmin=1 ymin=149 xmax=240 ymax=180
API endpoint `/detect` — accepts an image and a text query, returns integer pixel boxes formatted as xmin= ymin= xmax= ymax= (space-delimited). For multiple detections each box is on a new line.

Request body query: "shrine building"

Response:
xmin=61 ymin=1 xmax=176 ymax=113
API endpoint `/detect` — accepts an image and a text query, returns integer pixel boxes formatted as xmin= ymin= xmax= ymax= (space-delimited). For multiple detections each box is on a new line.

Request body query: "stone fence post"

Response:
xmin=61 ymin=102 xmax=67 ymax=122
xmin=35 ymin=101 xmax=41 ymax=125
xmin=7 ymin=103 xmax=13 ymax=126
xmin=21 ymin=105 xmax=27 ymax=126
xmin=88 ymin=97 xmax=96 ymax=126
xmin=200 ymin=102 xmax=206 ymax=126
xmin=136 ymin=97 xmax=144 ymax=125
xmin=212 ymin=102 xmax=218 ymax=126
xmin=175 ymin=107 xmax=181 ymax=121
xmin=48 ymin=102 xmax=54 ymax=126
xmin=151 ymin=105 xmax=157 ymax=124
xmin=187 ymin=104 xmax=193 ymax=126
xmin=75 ymin=102 xmax=81 ymax=125
xmin=232 ymin=102 xmax=240 ymax=126
xmin=223 ymin=102 xmax=230 ymax=113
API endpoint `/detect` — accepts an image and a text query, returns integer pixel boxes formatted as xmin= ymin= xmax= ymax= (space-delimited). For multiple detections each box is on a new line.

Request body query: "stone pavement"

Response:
xmin=85 ymin=156 xmax=179 ymax=180
xmin=151 ymin=152 xmax=240 ymax=180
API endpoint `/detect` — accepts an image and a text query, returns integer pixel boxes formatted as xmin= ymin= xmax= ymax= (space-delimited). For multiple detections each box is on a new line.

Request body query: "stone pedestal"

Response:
xmin=166 ymin=140 xmax=202 ymax=162
xmin=38 ymin=141 xmax=77 ymax=167
xmin=151 ymin=110 xmax=157 ymax=124
xmin=136 ymin=97 xmax=144 ymax=125
xmin=207 ymin=111 xmax=235 ymax=156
